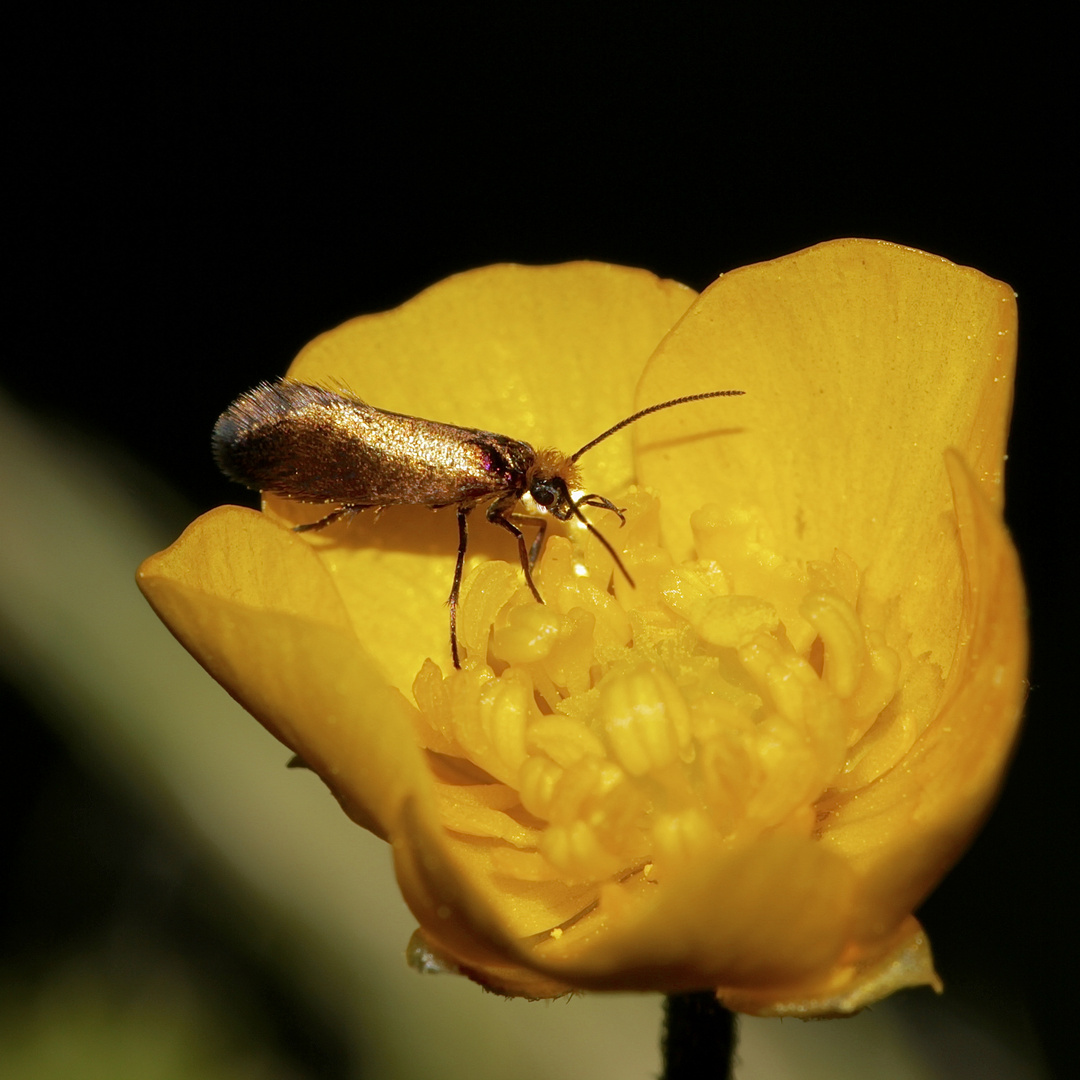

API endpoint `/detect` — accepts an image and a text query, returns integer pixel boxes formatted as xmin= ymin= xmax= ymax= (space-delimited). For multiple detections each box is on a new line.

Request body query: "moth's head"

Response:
xmin=527 ymin=449 xmax=580 ymax=520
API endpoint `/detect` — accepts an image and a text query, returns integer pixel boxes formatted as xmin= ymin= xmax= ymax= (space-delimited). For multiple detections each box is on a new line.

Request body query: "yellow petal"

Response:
xmin=289 ymin=262 xmax=696 ymax=498
xmin=719 ymin=916 xmax=941 ymax=1017
xmin=533 ymin=831 xmax=859 ymax=994
xmin=391 ymin=793 xmax=598 ymax=979
xmin=268 ymin=262 xmax=697 ymax=674
xmin=635 ymin=238 xmax=1017 ymax=670
xmin=137 ymin=506 xmax=431 ymax=840
xmin=820 ymin=451 xmax=1027 ymax=934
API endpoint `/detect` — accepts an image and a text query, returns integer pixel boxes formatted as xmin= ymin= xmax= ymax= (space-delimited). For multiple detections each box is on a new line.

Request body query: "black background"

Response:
xmin=6 ymin=5 xmax=1072 ymax=1077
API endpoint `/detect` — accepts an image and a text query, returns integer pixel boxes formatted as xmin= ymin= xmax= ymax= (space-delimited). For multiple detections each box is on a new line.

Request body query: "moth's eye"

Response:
xmin=531 ymin=479 xmax=558 ymax=507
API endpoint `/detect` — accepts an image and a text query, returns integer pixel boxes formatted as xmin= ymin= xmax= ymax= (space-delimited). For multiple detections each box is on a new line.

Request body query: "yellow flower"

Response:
xmin=137 ymin=240 xmax=1026 ymax=1017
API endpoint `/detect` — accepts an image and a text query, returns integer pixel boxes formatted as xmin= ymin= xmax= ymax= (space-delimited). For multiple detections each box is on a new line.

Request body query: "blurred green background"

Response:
xmin=5 ymin=6 xmax=1068 ymax=1078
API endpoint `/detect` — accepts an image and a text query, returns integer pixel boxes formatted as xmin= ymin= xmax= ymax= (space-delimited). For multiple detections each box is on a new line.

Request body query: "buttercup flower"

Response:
xmin=138 ymin=240 xmax=1026 ymax=1016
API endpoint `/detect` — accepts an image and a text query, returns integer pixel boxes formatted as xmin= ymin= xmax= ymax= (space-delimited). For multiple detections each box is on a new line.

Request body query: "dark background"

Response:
xmin=6 ymin=5 xmax=1071 ymax=1077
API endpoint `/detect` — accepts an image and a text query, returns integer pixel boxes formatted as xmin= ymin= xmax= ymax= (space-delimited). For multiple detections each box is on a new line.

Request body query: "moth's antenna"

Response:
xmin=570 ymin=390 xmax=744 ymax=463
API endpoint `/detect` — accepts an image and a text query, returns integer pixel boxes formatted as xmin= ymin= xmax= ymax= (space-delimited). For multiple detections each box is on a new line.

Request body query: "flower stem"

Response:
xmin=661 ymin=992 xmax=736 ymax=1080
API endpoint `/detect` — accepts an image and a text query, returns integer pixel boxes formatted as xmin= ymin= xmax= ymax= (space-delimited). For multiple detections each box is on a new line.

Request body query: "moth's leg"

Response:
xmin=488 ymin=503 xmax=543 ymax=604
xmin=449 ymin=504 xmax=473 ymax=669
xmin=292 ymin=505 xmax=367 ymax=532
xmin=507 ymin=512 xmax=547 ymax=569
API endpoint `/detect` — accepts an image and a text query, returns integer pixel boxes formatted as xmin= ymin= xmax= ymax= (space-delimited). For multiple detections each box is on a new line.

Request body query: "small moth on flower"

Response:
xmin=213 ymin=381 xmax=743 ymax=667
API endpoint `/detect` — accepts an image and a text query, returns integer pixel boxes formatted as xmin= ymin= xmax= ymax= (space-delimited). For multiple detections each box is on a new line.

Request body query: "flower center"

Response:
xmin=411 ymin=492 xmax=940 ymax=899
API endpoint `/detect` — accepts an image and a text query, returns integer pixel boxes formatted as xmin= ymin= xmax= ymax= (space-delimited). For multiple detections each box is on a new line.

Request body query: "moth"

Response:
xmin=213 ymin=380 xmax=743 ymax=667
